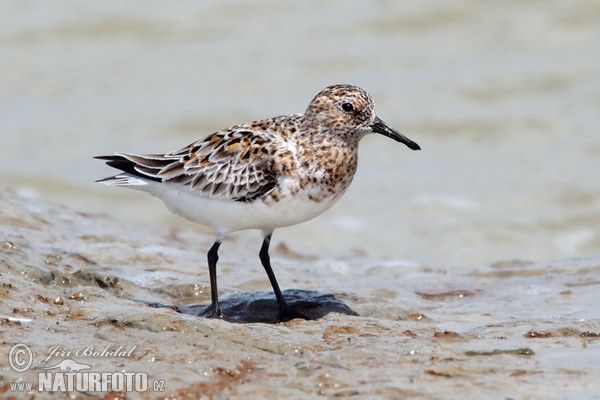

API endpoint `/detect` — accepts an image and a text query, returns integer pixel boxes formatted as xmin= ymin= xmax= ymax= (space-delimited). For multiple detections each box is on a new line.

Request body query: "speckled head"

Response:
xmin=304 ymin=84 xmax=375 ymax=132
xmin=303 ymin=84 xmax=421 ymax=150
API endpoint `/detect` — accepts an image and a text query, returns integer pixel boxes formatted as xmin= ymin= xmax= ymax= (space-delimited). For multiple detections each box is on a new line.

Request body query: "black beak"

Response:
xmin=370 ymin=116 xmax=421 ymax=150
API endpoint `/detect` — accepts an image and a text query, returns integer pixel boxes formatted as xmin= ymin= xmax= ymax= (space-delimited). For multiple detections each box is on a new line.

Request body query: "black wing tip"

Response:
xmin=94 ymin=154 xmax=125 ymax=161
xmin=95 ymin=154 xmax=162 ymax=183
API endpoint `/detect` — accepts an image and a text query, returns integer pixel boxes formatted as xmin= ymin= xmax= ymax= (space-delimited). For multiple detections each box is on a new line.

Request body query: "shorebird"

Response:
xmin=96 ymin=84 xmax=420 ymax=321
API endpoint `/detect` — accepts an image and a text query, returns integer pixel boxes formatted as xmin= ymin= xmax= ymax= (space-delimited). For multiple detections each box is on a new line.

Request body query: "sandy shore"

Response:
xmin=1 ymin=189 xmax=598 ymax=399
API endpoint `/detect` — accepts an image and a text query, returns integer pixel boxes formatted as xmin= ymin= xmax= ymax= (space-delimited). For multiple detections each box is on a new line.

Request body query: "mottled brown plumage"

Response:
xmin=96 ymin=84 xmax=420 ymax=322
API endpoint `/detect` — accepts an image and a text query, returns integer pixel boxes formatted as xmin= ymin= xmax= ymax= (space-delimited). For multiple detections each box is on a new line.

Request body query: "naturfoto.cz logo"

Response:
xmin=7 ymin=343 xmax=165 ymax=394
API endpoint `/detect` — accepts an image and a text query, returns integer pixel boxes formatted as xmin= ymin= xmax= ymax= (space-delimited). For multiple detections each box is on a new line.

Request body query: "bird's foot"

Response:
xmin=205 ymin=306 xmax=229 ymax=321
xmin=277 ymin=301 xmax=318 ymax=322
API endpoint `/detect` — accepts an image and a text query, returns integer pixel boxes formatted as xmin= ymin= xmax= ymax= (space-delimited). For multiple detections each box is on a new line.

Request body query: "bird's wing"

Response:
xmin=97 ymin=128 xmax=280 ymax=202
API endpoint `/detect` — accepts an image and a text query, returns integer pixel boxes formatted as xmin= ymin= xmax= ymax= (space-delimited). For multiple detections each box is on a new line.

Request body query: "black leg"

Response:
xmin=207 ymin=238 xmax=223 ymax=318
xmin=259 ymin=232 xmax=309 ymax=321
xmin=259 ymin=233 xmax=286 ymax=307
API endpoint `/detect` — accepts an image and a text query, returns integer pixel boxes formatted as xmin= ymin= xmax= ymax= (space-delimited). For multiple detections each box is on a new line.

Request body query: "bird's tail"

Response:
xmin=95 ymin=174 xmax=148 ymax=186
xmin=95 ymin=154 xmax=161 ymax=186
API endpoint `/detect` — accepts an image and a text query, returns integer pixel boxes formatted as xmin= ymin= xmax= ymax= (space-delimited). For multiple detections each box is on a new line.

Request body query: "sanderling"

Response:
xmin=96 ymin=84 xmax=420 ymax=321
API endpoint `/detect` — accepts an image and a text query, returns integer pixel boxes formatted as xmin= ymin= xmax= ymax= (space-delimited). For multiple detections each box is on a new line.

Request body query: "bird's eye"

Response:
xmin=341 ymin=103 xmax=355 ymax=113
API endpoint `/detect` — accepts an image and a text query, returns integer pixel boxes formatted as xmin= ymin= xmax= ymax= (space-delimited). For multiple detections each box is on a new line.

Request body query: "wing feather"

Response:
xmin=100 ymin=128 xmax=280 ymax=202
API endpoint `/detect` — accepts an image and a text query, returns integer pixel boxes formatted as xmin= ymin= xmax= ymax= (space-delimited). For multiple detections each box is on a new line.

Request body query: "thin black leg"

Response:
xmin=259 ymin=232 xmax=309 ymax=321
xmin=207 ymin=238 xmax=223 ymax=318
xmin=259 ymin=233 xmax=286 ymax=307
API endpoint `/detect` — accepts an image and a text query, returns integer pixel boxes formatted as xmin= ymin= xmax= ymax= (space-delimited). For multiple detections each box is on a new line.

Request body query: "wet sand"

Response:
xmin=1 ymin=190 xmax=599 ymax=399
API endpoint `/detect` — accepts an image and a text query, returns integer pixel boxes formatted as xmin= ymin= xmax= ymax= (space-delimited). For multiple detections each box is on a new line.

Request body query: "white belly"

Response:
xmin=146 ymin=181 xmax=343 ymax=234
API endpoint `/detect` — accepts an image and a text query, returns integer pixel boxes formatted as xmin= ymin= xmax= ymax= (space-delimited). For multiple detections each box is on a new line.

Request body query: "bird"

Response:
xmin=96 ymin=84 xmax=420 ymax=322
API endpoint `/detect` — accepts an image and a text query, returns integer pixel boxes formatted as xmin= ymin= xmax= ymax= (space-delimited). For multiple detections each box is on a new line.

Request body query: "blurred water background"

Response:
xmin=2 ymin=0 xmax=599 ymax=266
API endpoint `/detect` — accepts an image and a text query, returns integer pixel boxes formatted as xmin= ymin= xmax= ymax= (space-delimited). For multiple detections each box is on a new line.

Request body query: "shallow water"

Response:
xmin=2 ymin=1 xmax=600 ymax=266
xmin=2 ymin=9 xmax=600 ymax=395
